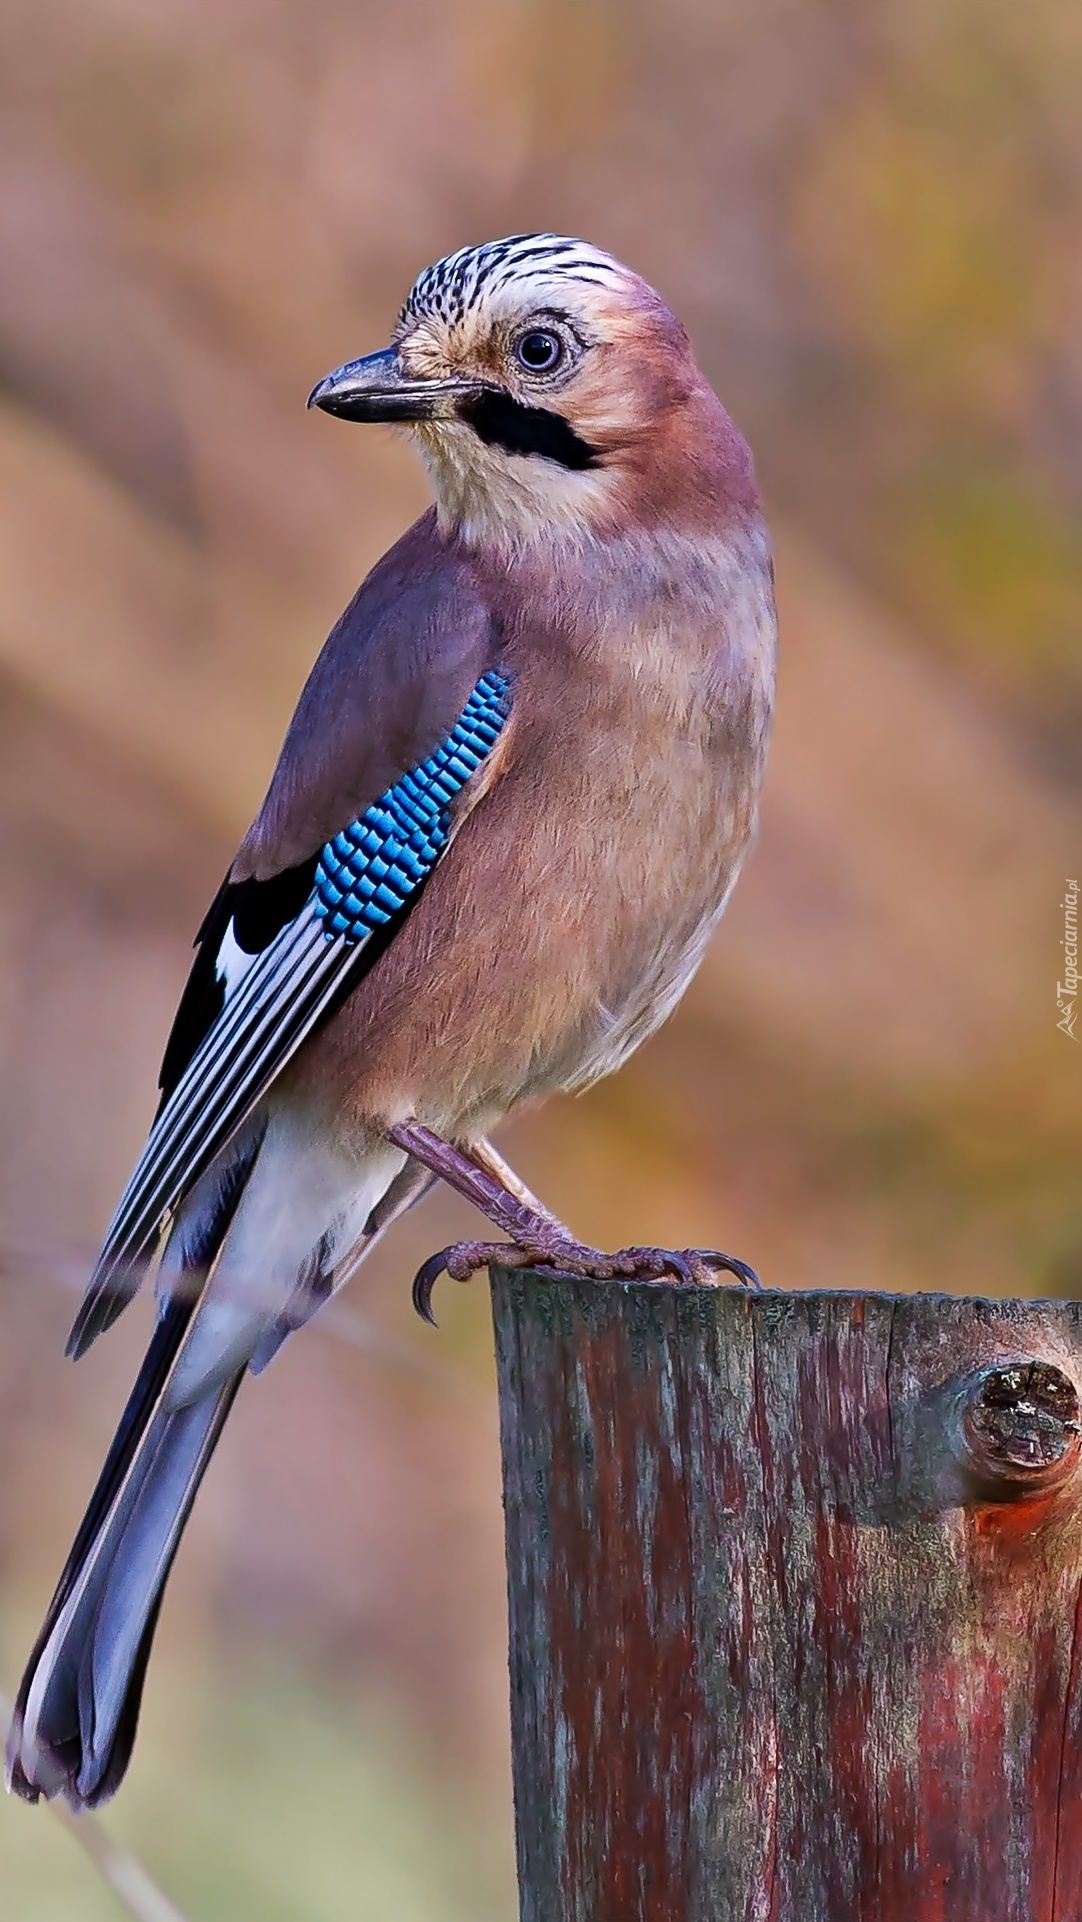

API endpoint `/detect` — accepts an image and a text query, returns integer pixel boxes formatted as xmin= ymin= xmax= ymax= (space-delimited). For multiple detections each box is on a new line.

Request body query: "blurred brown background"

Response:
xmin=0 ymin=0 xmax=1079 ymax=1914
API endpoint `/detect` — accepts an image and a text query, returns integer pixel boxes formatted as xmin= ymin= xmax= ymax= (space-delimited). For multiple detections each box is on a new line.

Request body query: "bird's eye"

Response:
xmin=514 ymin=329 xmax=563 ymax=374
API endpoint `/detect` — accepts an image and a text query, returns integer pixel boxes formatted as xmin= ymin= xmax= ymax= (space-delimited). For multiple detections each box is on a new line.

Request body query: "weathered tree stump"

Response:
xmin=491 ymin=1272 xmax=1082 ymax=1922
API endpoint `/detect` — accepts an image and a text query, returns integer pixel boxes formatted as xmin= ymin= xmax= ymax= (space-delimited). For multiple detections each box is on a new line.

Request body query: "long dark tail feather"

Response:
xmin=6 ymin=1170 xmax=251 ymax=1809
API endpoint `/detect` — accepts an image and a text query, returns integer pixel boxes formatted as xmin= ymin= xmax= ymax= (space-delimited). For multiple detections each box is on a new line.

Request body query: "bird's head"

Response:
xmin=308 ymin=234 xmax=754 ymax=551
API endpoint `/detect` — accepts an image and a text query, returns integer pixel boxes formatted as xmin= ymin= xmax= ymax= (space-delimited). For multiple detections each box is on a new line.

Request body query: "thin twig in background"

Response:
xmin=0 ymin=1236 xmax=489 ymax=1416
xmin=320 ymin=1299 xmax=490 ymax=1414
xmin=0 ymin=1691 xmax=192 ymax=1922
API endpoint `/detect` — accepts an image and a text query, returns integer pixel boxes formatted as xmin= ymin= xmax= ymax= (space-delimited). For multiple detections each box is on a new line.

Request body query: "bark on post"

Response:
xmin=491 ymin=1270 xmax=1082 ymax=1922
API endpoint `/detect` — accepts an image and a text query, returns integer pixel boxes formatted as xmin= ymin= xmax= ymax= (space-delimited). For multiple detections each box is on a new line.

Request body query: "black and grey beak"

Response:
xmin=307 ymin=348 xmax=486 ymax=423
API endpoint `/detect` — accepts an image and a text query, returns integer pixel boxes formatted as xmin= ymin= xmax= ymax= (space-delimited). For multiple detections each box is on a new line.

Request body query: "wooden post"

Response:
xmin=491 ymin=1271 xmax=1082 ymax=1922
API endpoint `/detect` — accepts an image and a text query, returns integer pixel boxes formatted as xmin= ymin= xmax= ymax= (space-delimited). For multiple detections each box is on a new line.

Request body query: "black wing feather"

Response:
xmin=157 ymin=857 xmax=319 ymax=1107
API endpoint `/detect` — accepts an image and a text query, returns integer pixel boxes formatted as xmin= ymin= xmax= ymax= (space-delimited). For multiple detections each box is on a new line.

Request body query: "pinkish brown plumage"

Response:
xmin=293 ymin=506 xmax=773 ymax=1132
xmin=8 ymin=234 xmax=776 ymax=1812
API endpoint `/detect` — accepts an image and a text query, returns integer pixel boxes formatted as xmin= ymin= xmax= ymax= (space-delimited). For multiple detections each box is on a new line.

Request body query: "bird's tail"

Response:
xmin=5 ymin=1131 xmax=426 ymax=1810
xmin=6 ymin=1248 xmax=242 ymax=1808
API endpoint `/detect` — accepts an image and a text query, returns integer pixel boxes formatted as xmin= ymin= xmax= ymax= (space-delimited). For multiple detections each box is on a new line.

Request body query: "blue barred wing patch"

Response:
xmin=314 ymin=668 xmax=512 ymax=941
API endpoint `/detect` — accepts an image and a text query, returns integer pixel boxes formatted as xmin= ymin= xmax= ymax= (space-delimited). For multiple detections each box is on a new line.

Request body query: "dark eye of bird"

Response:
xmin=515 ymin=329 xmax=563 ymax=373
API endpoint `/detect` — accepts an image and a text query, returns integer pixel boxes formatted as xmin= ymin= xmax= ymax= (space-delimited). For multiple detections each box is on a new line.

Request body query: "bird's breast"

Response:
xmin=494 ymin=519 xmax=776 ymax=1092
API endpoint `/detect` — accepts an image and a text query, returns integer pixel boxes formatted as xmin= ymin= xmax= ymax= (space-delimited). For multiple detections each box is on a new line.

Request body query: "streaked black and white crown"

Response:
xmin=401 ymin=233 xmax=625 ymax=327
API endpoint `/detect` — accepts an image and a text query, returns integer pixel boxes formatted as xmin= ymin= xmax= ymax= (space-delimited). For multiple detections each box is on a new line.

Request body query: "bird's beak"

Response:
xmin=307 ymin=348 xmax=486 ymax=423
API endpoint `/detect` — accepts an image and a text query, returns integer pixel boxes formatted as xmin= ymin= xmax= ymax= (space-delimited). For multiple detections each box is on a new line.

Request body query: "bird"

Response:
xmin=5 ymin=232 xmax=776 ymax=1810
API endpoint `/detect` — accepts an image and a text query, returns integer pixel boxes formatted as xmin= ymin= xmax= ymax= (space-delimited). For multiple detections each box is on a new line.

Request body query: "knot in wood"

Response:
xmin=957 ymin=1360 xmax=1081 ymax=1499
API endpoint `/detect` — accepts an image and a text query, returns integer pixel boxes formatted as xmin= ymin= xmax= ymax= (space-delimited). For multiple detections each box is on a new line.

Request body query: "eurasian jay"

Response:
xmin=6 ymin=234 xmax=776 ymax=1808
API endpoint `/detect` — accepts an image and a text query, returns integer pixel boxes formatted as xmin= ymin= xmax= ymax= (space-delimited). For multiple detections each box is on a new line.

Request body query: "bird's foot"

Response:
xmin=386 ymin=1121 xmax=759 ymax=1323
xmin=411 ymin=1233 xmax=760 ymax=1324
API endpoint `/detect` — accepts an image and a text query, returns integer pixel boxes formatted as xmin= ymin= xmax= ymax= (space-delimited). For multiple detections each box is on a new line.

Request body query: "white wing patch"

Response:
xmin=214 ymin=919 xmax=261 ymax=994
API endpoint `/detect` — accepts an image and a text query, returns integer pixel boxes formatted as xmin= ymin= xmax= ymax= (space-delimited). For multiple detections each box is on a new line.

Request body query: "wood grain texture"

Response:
xmin=491 ymin=1273 xmax=1082 ymax=1922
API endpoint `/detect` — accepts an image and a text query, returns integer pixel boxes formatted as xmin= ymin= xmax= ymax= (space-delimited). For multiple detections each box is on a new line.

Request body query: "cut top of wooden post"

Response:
xmin=491 ymin=1272 xmax=1082 ymax=1922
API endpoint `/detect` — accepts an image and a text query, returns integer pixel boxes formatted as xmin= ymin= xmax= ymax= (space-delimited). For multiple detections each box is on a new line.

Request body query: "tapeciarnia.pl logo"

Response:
xmin=1058 ymin=878 xmax=1079 ymax=1040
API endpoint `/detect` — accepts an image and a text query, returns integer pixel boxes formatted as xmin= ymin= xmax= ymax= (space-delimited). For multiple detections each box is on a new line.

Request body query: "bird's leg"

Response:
xmin=468 ymin=1136 xmax=562 ymax=1222
xmin=384 ymin=1120 xmax=760 ymax=1323
xmin=328 ymin=1156 xmax=438 ymax=1296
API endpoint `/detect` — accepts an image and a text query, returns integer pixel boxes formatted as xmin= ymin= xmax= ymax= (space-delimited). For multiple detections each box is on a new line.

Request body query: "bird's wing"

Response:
xmin=69 ymin=515 xmax=510 ymax=1357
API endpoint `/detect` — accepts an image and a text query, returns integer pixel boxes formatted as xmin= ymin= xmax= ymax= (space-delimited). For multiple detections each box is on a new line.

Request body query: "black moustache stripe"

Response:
xmin=459 ymin=390 xmax=600 ymax=470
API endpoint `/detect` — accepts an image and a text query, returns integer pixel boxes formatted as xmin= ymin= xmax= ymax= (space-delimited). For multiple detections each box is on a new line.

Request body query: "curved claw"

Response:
xmin=411 ymin=1238 xmax=526 ymax=1323
xmin=664 ymin=1249 xmax=697 ymax=1287
xmin=412 ymin=1249 xmax=450 ymax=1326
xmin=686 ymin=1249 xmax=762 ymax=1291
